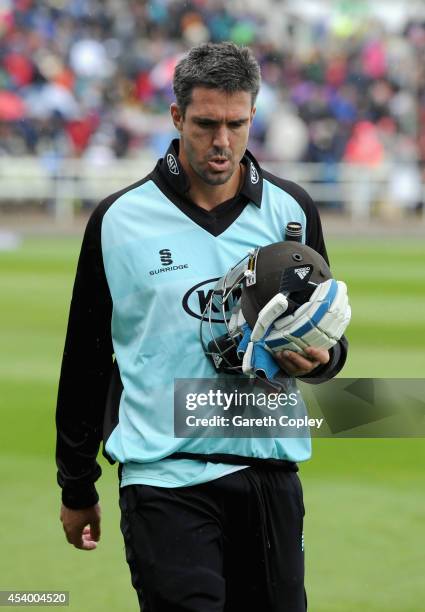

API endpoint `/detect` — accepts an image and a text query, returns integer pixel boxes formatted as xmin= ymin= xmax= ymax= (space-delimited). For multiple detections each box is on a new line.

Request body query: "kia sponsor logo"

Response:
xmin=250 ymin=162 xmax=259 ymax=184
xmin=167 ymin=153 xmax=179 ymax=175
xmin=182 ymin=278 xmax=241 ymax=322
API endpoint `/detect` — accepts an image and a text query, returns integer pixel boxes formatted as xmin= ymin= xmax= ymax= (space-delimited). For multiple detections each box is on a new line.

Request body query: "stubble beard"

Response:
xmin=186 ymin=141 xmax=236 ymax=186
xmin=194 ymin=164 xmax=236 ymax=186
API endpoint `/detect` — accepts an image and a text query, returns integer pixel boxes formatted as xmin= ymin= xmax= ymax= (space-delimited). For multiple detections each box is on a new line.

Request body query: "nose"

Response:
xmin=212 ymin=125 xmax=230 ymax=149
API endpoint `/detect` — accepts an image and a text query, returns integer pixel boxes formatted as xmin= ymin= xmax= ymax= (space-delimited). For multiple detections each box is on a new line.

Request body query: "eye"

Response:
xmin=196 ymin=120 xmax=215 ymax=128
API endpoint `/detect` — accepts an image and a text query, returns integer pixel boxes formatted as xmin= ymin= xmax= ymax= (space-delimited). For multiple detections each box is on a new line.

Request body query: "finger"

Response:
xmin=62 ymin=518 xmax=88 ymax=547
xmin=281 ymin=361 xmax=301 ymax=376
xmin=63 ymin=525 xmax=85 ymax=548
xmin=81 ymin=531 xmax=98 ymax=550
xmin=273 ymin=355 xmax=306 ymax=377
xmin=89 ymin=518 xmax=101 ymax=542
xmin=70 ymin=528 xmax=97 ymax=550
xmin=81 ymin=541 xmax=97 ymax=550
xmin=280 ymin=351 xmax=319 ymax=371
xmin=274 ymin=352 xmax=295 ymax=370
xmin=304 ymin=347 xmax=330 ymax=364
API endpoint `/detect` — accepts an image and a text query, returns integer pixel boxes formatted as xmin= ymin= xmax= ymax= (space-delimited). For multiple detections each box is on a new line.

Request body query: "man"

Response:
xmin=56 ymin=42 xmax=348 ymax=611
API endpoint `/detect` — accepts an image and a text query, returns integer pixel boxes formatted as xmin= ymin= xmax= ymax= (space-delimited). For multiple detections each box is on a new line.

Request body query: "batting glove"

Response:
xmin=237 ymin=279 xmax=351 ymax=379
xmin=262 ymin=279 xmax=351 ymax=354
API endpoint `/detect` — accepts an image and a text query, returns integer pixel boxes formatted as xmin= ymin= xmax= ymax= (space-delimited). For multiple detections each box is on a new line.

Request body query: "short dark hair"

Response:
xmin=173 ymin=42 xmax=261 ymax=116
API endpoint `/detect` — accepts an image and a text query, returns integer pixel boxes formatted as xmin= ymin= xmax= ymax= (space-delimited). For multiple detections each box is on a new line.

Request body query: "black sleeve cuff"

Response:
xmin=298 ymin=335 xmax=348 ymax=385
xmin=61 ymin=483 xmax=99 ymax=510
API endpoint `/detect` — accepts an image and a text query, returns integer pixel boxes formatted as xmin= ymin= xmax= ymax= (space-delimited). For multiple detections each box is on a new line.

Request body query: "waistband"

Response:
xmin=170 ymin=452 xmax=298 ymax=471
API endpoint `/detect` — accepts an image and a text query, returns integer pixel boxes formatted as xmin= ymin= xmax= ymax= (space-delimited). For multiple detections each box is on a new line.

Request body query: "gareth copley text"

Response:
xmin=186 ymin=415 xmax=324 ymax=429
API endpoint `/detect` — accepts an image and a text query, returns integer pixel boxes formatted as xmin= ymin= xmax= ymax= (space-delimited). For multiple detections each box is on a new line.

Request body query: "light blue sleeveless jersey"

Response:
xmin=102 ymin=170 xmax=312 ymax=487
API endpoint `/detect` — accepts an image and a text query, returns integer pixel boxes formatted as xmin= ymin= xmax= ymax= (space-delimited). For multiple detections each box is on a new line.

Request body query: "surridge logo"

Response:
xmin=167 ymin=153 xmax=179 ymax=175
xmin=149 ymin=249 xmax=189 ymax=276
xmin=159 ymin=249 xmax=173 ymax=266
xmin=250 ymin=162 xmax=259 ymax=185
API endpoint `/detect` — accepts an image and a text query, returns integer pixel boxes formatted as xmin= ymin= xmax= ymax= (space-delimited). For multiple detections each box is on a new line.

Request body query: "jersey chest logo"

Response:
xmin=182 ymin=278 xmax=241 ymax=322
xmin=149 ymin=248 xmax=189 ymax=275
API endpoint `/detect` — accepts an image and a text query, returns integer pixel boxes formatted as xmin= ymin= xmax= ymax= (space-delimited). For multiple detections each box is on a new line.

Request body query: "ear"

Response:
xmin=250 ymin=106 xmax=256 ymax=125
xmin=170 ymin=103 xmax=184 ymax=132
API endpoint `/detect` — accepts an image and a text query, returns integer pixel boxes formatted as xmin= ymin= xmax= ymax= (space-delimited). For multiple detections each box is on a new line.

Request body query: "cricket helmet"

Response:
xmin=200 ymin=241 xmax=332 ymax=373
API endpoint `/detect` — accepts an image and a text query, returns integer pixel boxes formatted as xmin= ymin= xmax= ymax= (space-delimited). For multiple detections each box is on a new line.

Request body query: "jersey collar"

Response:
xmin=157 ymin=139 xmax=263 ymax=208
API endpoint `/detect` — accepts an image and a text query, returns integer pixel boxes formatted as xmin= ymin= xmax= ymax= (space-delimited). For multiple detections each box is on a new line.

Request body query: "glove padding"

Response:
xmin=237 ymin=279 xmax=351 ymax=379
xmin=262 ymin=278 xmax=351 ymax=354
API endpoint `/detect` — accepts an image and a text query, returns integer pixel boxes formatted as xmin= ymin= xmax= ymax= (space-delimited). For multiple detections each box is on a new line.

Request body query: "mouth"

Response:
xmin=207 ymin=157 xmax=231 ymax=172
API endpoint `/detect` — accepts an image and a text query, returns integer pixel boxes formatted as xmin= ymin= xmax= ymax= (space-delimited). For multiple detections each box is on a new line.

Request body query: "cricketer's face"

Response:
xmin=171 ymin=87 xmax=255 ymax=186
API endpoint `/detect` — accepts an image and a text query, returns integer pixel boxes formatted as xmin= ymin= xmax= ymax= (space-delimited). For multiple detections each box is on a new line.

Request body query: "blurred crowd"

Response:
xmin=1 ymin=0 xmax=425 ymax=197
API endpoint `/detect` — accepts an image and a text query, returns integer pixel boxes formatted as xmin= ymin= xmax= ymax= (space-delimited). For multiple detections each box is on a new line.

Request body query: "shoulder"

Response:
xmin=261 ymin=168 xmax=328 ymax=262
xmin=261 ymin=169 xmax=316 ymax=217
xmin=84 ymin=172 xmax=155 ymax=241
xmin=95 ymin=173 xmax=155 ymax=223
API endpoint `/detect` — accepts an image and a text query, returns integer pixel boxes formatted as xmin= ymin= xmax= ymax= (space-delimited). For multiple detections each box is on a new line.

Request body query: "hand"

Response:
xmin=60 ymin=503 xmax=101 ymax=551
xmin=275 ymin=346 xmax=330 ymax=377
xmin=261 ymin=279 xmax=351 ymax=354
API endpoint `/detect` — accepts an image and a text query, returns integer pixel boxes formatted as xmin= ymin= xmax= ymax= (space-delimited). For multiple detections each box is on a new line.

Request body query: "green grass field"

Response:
xmin=0 ymin=236 xmax=424 ymax=611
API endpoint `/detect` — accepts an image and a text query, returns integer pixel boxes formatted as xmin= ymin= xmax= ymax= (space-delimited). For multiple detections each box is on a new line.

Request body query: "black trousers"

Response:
xmin=119 ymin=467 xmax=306 ymax=612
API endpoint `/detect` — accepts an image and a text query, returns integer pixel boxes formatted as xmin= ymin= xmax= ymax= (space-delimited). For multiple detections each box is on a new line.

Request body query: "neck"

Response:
xmin=189 ymin=168 xmax=243 ymax=211
xmin=179 ymin=156 xmax=244 ymax=212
